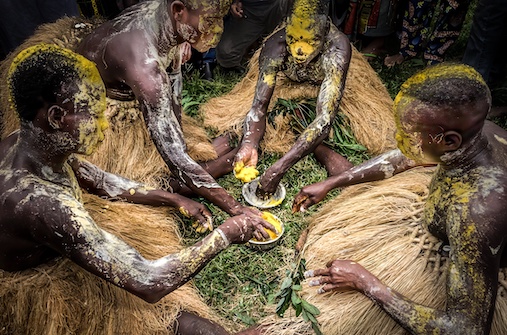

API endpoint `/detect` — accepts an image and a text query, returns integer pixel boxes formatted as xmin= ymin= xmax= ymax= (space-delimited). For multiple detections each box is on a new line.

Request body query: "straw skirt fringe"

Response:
xmin=259 ymin=168 xmax=507 ymax=335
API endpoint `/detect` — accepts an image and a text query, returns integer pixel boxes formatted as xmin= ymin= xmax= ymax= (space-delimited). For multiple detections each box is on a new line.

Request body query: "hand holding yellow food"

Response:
xmin=251 ymin=212 xmax=282 ymax=241
xmin=234 ymin=161 xmax=259 ymax=183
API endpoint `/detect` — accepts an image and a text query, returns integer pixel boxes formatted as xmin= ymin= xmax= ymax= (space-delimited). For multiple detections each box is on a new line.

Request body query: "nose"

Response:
xmin=297 ymin=47 xmax=304 ymax=56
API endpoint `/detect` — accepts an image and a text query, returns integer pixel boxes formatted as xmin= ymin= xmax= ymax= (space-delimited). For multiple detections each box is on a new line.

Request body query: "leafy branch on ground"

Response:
xmin=274 ymin=258 xmax=322 ymax=335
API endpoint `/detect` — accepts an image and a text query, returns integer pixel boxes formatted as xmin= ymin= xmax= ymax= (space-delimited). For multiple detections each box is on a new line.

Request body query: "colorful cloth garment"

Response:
xmin=399 ymin=0 xmax=470 ymax=64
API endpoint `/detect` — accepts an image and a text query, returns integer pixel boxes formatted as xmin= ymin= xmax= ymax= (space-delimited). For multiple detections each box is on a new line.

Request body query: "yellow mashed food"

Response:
xmin=234 ymin=161 xmax=259 ymax=183
xmin=251 ymin=212 xmax=282 ymax=242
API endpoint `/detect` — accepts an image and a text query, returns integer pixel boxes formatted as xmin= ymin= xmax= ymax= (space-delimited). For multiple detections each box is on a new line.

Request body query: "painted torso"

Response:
xmin=0 ymin=136 xmax=82 ymax=271
xmin=422 ymin=122 xmax=507 ymax=323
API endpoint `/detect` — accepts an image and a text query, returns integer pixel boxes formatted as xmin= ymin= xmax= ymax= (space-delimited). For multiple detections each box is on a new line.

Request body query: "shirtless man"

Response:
xmin=0 ymin=44 xmax=271 ymax=334
xmin=233 ymin=0 xmax=353 ymax=197
xmin=76 ymin=0 xmax=269 ymax=229
xmin=294 ymin=63 xmax=507 ymax=335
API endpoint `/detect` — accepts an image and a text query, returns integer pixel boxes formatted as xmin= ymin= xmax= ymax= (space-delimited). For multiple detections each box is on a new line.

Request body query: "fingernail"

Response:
xmin=308 ymin=280 xmax=320 ymax=286
xmin=318 ymin=287 xmax=325 ymax=294
xmin=304 ymin=270 xmax=314 ymax=278
xmin=300 ymin=207 xmax=306 ymax=213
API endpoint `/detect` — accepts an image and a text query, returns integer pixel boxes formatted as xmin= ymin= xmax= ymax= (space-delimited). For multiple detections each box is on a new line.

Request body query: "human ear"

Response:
xmin=171 ymin=1 xmax=186 ymax=21
xmin=442 ymin=131 xmax=462 ymax=152
xmin=47 ymin=105 xmax=68 ymax=130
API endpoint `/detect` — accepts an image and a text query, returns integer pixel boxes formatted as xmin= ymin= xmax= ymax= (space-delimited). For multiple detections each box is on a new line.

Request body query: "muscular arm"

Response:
xmin=124 ymin=44 xmax=246 ymax=216
xmin=69 ymin=155 xmax=213 ymax=228
xmin=293 ymin=149 xmax=420 ymax=211
xmin=32 ymin=192 xmax=230 ymax=303
xmin=269 ymin=26 xmax=351 ymax=177
xmin=235 ymin=30 xmax=286 ymax=167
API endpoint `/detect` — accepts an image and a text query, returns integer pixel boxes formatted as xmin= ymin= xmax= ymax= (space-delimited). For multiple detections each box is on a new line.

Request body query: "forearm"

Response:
xmin=321 ymin=149 xmax=418 ymax=191
xmin=363 ymin=280 xmax=459 ymax=335
xmin=145 ymin=228 xmax=230 ymax=301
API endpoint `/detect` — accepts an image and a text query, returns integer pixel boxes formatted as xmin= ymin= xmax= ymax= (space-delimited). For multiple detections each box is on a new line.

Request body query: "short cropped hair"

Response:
xmin=8 ymin=44 xmax=96 ymax=121
xmin=397 ymin=63 xmax=491 ymax=109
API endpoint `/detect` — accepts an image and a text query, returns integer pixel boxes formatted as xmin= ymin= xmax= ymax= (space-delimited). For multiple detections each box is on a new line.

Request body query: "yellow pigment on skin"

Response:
xmin=179 ymin=207 xmax=190 ymax=217
xmin=251 ymin=212 xmax=282 ymax=241
xmin=262 ymin=73 xmax=276 ymax=86
xmin=286 ymin=0 xmax=319 ymax=61
xmin=234 ymin=161 xmax=259 ymax=183
xmin=394 ymin=64 xmax=486 ymax=113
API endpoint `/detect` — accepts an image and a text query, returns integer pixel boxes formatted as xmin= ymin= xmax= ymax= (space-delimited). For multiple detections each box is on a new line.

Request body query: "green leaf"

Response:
xmin=301 ymin=309 xmax=310 ymax=322
xmin=295 ymin=302 xmax=303 ymax=316
xmin=280 ymin=277 xmax=293 ymax=290
xmin=312 ymin=322 xmax=324 ymax=335
xmin=302 ymin=300 xmax=321 ymax=316
xmin=235 ymin=312 xmax=256 ymax=325
xmin=291 ymin=290 xmax=302 ymax=305
xmin=291 ymin=284 xmax=302 ymax=291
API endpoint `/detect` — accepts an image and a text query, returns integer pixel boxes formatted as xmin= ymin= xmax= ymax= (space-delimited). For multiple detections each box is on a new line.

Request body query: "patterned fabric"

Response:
xmin=399 ymin=0 xmax=470 ymax=64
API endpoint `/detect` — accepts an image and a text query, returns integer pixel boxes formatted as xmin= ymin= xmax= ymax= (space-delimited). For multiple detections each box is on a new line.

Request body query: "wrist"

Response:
xmin=215 ymin=228 xmax=230 ymax=247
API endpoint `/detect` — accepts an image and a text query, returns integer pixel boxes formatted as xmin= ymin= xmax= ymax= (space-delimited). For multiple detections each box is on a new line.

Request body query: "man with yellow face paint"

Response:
xmin=292 ymin=63 xmax=507 ymax=335
xmin=77 ymin=0 xmax=274 ymax=240
xmin=233 ymin=0 xmax=354 ymax=199
xmin=0 ymin=44 xmax=271 ymax=335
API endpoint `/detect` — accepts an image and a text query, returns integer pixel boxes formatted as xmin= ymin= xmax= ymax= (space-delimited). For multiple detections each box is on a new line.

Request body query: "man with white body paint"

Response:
xmin=77 ymin=0 xmax=272 ymax=237
xmin=0 ymin=44 xmax=268 ymax=335
xmin=233 ymin=0 xmax=354 ymax=198
xmin=293 ymin=64 xmax=507 ymax=335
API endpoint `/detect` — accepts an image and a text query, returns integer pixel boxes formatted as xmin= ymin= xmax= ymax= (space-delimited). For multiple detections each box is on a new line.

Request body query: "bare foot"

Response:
xmin=384 ymin=53 xmax=405 ymax=67
xmin=314 ymin=144 xmax=353 ymax=177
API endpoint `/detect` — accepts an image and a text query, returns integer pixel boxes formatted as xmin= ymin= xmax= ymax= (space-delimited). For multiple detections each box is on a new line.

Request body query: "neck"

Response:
xmin=17 ymin=123 xmax=72 ymax=175
xmin=157 ymin=1 xmax=178 ymax=54
xmin=439 ymin=130 xmax=489 ymax=172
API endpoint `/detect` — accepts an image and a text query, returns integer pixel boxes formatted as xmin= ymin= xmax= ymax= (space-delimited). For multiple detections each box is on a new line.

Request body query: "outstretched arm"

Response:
xmin=69 ymin=155 xmax=213 ymax=231
xmin=234 ymin=29 xmax=286 ymax=169
xmin=305 ymin=203 xmax=503 ymax=334
xmin=122 ymin=48 xmax=249 ymax=219
xmin=259 ymin=26 xmax=352 ymax=194
xmin=293 ymin=149 xmax=420 ymax=212
xmin=32 ymin=193 xmax=259 ymax=303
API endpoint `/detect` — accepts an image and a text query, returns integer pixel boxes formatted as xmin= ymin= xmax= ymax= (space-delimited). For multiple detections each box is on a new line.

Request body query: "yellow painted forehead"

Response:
xmin=185 ymin=0 xmax=232 ymax=17
xmin=9 ymin=43 xmax=102 ymax=86
xmin=394 ymin=64 xmax=486 ymax=115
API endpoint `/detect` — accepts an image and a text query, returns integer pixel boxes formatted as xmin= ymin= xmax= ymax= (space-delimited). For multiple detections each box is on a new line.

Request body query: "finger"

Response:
xmin=253 ymin=230 xmax=263 ymax=241
xmin=256 ymin=226 xmax=269 ymax=239
xmin=318 ymin=283 xmax=342 ymax=294
xmin=308 ymin=276 xmax=331 ymax=287
xmin=206 ymin=216 xmax=213 ymax=232
xmin=305 ymin=268 xmax=330 ymax=278
xmin=292 ymin=194 xmax=308 ymax=213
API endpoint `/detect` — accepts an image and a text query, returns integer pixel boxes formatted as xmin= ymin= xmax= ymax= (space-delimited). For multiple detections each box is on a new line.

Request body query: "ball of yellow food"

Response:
xmin=261 ymin=212 xmax=282 ymax=240
xmin=234 ymin=161 xmax=259 ymax=183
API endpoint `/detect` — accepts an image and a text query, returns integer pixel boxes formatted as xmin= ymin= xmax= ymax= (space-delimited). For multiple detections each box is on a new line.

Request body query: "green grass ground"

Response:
xmin=179 ymin=5 xmax=507 ymax=330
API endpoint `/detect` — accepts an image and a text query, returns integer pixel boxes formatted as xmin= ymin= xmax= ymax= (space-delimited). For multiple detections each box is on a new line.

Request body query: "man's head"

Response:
xmin=286 ymin=0 xmax=329 ymax=64
xmin=8 ymin=44 xmax=108 ymax=155
xmin=394 ymin=63 xmax=491 ymax=164
xmin=171 ymin=0 xmax=232 ymax=52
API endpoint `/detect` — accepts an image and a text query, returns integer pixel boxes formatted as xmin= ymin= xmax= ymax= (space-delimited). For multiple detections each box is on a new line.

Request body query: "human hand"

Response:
xmin=234 ymin=143 xmax=258 ymax=170
xmin=177 ymin=198 xmax=213 ymax=233
xmin=292 ymin=181 xmax=330 ymax=213
xmin=218 ymin=214 xmax=255 ymax=244
xmin=178 ymin=42 xmax=192 ymax=64
xmin=304 ymin=260 xmax=372 ymax=294
xmin=230 ymin=1 xmax=244 ymax=18
xmin=241 ymin=206 xmax=276 ymax=241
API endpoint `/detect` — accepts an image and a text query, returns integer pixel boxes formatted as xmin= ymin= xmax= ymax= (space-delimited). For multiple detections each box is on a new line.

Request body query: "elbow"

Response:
xmin=134 ymin=286 xmax=173 ymax=304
